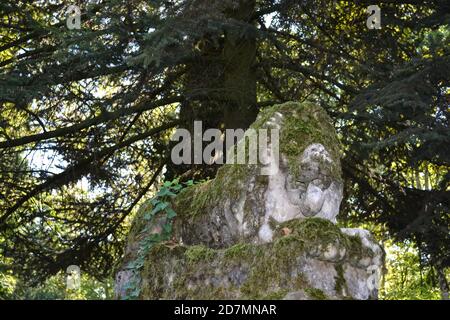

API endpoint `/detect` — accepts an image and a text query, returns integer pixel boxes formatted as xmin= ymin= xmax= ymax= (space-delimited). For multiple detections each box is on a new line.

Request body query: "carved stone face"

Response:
xmin=267 ymin=143 xmax=343 ymax=222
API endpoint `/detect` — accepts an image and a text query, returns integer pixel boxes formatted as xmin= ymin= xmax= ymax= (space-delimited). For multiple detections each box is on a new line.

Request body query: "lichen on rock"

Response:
xmin=114 ymin=101 xmax=384 ymax=300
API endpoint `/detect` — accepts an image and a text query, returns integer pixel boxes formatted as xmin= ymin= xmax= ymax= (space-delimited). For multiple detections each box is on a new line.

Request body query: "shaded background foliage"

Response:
xmin=0 ymin=0 xmax=448 ymax=298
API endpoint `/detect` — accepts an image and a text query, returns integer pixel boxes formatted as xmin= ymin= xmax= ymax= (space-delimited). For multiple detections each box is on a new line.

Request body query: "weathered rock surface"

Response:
xmin=115 ymin=101 xmax=384 ymax=300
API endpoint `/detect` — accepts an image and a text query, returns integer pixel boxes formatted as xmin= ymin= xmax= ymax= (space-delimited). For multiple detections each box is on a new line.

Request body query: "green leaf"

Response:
xmin=172 ymin=184 xmax=183 ymax=191
xmin=157 ymin=188 xmax=176 ymax=197
xmin=150 ymin=201 xmax=169 ymax=215
xmin=165 ymin=207 xmax=177 ymax=218
xmin=127 ymin=256 xmax=144 ymax=269
xmin=162 ymin=223 xmax=172 ymax=234
xmin=143 ymin=211 xmax=152 ymax=220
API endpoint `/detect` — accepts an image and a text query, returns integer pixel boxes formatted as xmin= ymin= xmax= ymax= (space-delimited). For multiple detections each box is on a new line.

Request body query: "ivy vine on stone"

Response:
xmin=123 ymin=178 xmax=195 ymax=299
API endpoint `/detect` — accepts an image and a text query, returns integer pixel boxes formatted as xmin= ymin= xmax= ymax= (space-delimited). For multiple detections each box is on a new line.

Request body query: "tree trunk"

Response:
xmin=166 ymin=0 xmax=258 ymax=180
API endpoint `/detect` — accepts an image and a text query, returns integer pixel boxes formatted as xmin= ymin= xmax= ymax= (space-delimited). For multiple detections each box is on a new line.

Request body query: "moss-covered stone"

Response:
xmin=115 ymin=101 xmax=383 ymax=300
xmin=133 ymin=218 xmax=376 ymax=300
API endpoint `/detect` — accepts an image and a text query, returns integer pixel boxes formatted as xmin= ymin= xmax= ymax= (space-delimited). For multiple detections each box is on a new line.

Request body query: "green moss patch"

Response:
xmin=305 ymin=287 xmax=328 ymax=300
xmin=185 ymin=245 xmax=216 ymax=263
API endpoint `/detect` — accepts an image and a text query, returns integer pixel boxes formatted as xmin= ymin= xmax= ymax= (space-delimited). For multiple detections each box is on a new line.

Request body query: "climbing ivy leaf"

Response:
xmin=166 ymin=207 xmax=177 ymax=218
xmin=122 ymin=178 xmax=197 ymax=300
xmin=157 ymin=188 xmax=176 ymax=197
xmin=163 ymin=223 xmax=172 ymax=234
xmin=150 ymin=202 xmax=169 ymax=215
